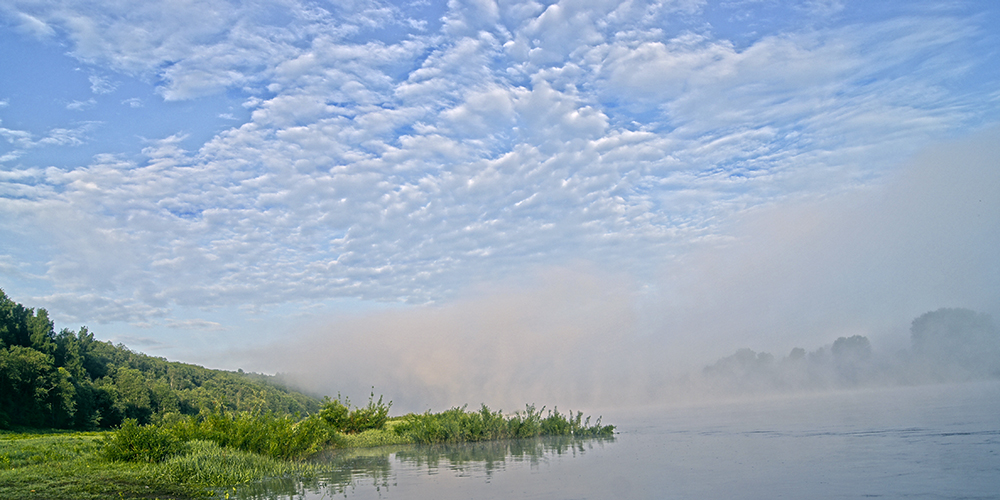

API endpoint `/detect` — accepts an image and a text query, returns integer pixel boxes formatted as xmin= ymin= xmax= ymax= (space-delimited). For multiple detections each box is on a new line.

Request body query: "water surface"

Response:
xmin=240 ymin=381 xmax=1000 ymax=499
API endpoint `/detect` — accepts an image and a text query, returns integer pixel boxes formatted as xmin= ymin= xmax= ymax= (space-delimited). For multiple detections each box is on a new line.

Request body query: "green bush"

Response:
xmin=394 ymin=404 xmax=614 ymax=444
xmin=506 ymin=404 xmax=544 ymax=438
xmin=319 ymin=392 xmax=392 ymax=434
xmin=166 ymin=410 xmax=331 ymax=460
xmin=540 ymin=407 xmax=615 ymax=437
xmin=101 ymin=418 xmax=184 ymax=463
xmin=318 ymin=397 xmax=350 ymax=431
xmin=347 ymin=393 xmax=391 ymax=433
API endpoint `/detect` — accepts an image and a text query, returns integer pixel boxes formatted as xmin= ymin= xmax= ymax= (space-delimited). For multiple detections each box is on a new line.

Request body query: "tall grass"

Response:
xmin=166 ymin=410 xmax=332 ymax=460
xmin=2 ymin=398 xmax=615 ymax=499
xmin=394 ymin=404 xmax=614 ymax=444
xmin=1 ymin=433 xmax=101 ymax=469
xmin=163 ymin=440 xmax=318 ymax=485
xmin=318 ymin=391 xmax=392 ymax=434
xmin=100 ymin=418 xmax=185 ymax=463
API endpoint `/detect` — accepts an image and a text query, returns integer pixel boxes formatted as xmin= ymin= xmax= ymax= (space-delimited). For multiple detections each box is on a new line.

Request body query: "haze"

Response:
xmin=248 ymin=130 xmax=1000 ymax=412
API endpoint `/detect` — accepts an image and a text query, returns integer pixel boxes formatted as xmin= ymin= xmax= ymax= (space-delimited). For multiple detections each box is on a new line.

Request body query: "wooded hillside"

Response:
xmin=0 ymin=289 xmax=319 ymax=430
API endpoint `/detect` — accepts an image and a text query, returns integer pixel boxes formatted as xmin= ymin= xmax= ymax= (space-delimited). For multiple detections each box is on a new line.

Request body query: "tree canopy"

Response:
xmin=0 ymin=289 xmax=319 ymax=430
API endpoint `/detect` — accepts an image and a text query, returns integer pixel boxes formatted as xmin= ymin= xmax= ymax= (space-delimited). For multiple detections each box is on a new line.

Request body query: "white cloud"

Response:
xmin=0 ymin=0 xmax=997 ymax=340
xmin=66 ymin=98 xmax=96 ymax=111
xmin=13 ymin=11 xmax=56 ymax=38
xmin=0 ymin=123 xmax=93 ymax=163
xmin=89 ymin=74 xmax=117 ymax=94
xmin=166 ymin=318 xmax=226 ymax=331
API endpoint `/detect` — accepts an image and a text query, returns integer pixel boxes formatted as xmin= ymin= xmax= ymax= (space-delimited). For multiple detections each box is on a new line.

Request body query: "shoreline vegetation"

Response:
xmin=1 ymin=401 xmax=615 ymax=500
xmin=1 ymin=290 xmax=613 ymax=499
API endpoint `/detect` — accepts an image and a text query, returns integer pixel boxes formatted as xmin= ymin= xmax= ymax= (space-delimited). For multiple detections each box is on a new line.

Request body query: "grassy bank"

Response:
xmin=1 ymin=403 xmax=613 ymax=499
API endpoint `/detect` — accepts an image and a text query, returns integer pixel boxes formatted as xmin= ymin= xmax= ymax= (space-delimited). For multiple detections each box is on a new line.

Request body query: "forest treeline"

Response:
xmin=700 ymin=307 xmax=1000 ymax=394
xmin=0 ymin=289 xmax=319 ymax=430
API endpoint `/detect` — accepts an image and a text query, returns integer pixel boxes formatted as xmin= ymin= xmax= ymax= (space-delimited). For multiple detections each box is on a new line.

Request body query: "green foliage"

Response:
xmin=319 ymin=391 xmax=392 ymax=434
xmin=506 ymin=404 xmax=544 ymax=438
xmin=100 ymin=418 xmax=184 ymax=463
xmin=541 ymin=408 xmax=615 ymax=438
xmin=1 ymin=406 xmax=615 ymax=499
xmin=336 ymin=428 xmax=410 ymax=448
xmin=0 ymin=289 xmax=321 ymax=431
xmin=167 ymin=409 xmax=332 ymax=460
xmin=164 ymin=439 xmax=317 ymax=486
xmin=0 ymin=432 xmax=205 ymax=500
xmin=318 ymin=396 xmax=350 ymax=430
xmin=0 ymin=432 xmax=101 ymax=470
xmin=394 ymin=404 xmax=614 ymax=444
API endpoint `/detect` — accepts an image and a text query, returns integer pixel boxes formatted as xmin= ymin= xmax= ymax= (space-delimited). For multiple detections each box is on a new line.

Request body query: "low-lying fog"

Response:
xmin=241 ymin=129 xmax=1000 ymax=415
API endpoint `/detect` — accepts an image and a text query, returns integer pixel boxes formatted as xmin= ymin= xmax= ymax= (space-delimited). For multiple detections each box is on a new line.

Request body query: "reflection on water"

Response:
xmin=230 ymin=382 xmax=1000 ymax=499
xmin=235 ymin=435 xmax=615 ymax=499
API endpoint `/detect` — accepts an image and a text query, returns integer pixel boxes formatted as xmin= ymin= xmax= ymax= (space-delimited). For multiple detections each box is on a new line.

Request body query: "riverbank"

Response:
xmin=1 ymin=405 xmax=614 ymax=500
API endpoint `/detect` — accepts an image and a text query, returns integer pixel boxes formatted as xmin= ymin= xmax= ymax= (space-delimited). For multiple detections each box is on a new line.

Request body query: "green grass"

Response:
xmin=165 ymin=411 xmax=331 ymax=460
xmin=336 ymin=427 xmax=411 ymax=448
xmin=0 ymin=432 xmax=206 ymax=499
xmin=1 ymin=404 xmax=614 ymax=499
xmin=0 ymin=432 xmax=102 ymax=469
xmin=393 ymin=404 xmax=615 ymax=444
xmin=163 ymin=440 xmax=319 ymax=486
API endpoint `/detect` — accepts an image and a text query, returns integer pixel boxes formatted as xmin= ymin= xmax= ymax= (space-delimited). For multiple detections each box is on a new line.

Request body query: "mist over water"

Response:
xmin=242 ymin=129 xmax=1000 ymax=414
xmin=240 ymin=381 xmax=1000 ymax=500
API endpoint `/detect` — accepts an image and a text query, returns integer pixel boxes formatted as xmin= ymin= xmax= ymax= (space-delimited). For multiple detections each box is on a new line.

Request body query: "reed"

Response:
xmin=166 ymin=410 xmax=332 ymax=460
xmin=100 ymin=418 xmax=184 ymax=463
xmin=393 ymin=404 xmax=614 ymax=444
xmin=163 ymin=440 xmax=318 ymax=485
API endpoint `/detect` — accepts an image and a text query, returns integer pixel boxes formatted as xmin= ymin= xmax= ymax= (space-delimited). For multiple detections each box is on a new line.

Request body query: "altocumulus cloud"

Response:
xmin=0 ymin=0 xmax=997 ymax=365
xmin=246 ymin=128 xmax=1000 ymax=412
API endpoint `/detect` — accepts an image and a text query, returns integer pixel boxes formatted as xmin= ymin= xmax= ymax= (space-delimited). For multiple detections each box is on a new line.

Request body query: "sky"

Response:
xmin=1 ymin=0 xmax=998 ymax=411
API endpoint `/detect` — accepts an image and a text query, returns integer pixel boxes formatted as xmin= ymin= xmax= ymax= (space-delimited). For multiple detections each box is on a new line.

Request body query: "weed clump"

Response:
xmin=164 ymin=440 xmax=316 ymax=485
xmin=319 ymin=392 xmax=391 ymax=434
xmin=394 ymin=404 xmax=614 ymax=444
xmin=166 ymin=410 xmax=332 ymax=461
xmin=100 ymin=418 xmax=185 ymax=463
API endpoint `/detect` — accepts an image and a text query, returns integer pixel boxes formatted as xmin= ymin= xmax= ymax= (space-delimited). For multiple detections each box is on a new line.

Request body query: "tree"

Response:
xmin=0 ymin=345 xmax=75 ymax=427
xmin=832 ymin=335 xmax=872 ymax=360
xmin=831 ymin=335 xmax=873 ymax=385
xmin=911 ymin=308 xmax=1000 ymax=378
xmin=1 ymin=289 xmax=33 ymax=349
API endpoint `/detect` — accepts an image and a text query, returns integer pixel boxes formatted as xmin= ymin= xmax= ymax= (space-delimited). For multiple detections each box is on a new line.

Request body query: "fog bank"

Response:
xmin=242 ymin=129 xmax=1000 ymax=413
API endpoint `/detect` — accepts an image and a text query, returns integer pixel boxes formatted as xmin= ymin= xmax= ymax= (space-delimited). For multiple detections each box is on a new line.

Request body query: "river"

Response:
xmin=237 ymin=380 xmax=1000 ymax=499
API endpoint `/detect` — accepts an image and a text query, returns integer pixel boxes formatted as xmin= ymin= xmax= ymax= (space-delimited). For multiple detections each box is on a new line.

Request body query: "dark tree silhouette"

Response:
xmin=911 ymin=308 xmax=1000 ymax=377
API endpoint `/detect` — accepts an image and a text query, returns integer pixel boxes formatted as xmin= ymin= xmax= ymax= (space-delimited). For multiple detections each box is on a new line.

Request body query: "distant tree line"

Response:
xmin=0 ymin=289 xmax=319 ymax=430
xmin=701 ymin=308 xmax=1000 ymax=394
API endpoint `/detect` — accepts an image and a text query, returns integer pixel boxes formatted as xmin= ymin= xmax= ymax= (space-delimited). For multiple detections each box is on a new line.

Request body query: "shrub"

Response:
xmin=319 ymin=392 xmax=392 ymax=434
xmin=506 ymin=404 xmax=544 ymax=438
xmin=165 ymin=410 xmax=331 ymax=461
xmin=540 ymin=408 xmax=615 ymax=438
xmin=346 ymin=393 xmax=391 ymax=433
xmin=101 ymin=418 xmax=185 ymax=463
xmin=318 ymin=396 xmax=349 ymax=431
xmin=394 ymin=404 xmax=614 ymax=444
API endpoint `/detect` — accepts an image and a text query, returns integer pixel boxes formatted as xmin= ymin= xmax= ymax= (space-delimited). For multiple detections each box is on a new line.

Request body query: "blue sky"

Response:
xmin=2 ymin=0 xmax=999 ymax=408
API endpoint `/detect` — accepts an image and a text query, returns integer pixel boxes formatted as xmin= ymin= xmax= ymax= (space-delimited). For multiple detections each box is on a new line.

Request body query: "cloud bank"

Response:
xmin=243 ymin=129 xmax=1000 ymax=412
